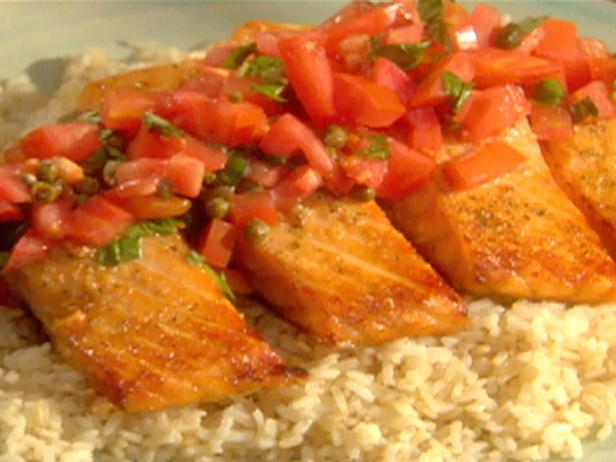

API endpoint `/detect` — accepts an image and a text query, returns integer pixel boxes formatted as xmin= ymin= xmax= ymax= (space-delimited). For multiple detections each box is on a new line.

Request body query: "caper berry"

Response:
xmin=244 ymin=218 xmax=269 ymax=243
xmin=206 ymin=197 xmax=230 ymax=219
xmin=323 ymin=125 xmax=348 ymax=149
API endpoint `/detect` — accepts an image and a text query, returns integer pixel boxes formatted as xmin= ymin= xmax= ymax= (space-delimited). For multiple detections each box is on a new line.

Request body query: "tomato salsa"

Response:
xmin=1 ymin=0 xmax=615 ymax=298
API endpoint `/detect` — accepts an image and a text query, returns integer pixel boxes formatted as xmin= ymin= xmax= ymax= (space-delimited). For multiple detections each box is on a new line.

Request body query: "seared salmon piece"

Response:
xmin=383 ymin=119 xmax=616 ymax=303
xmin=5 ymin=235 xmax=300 ymax=412
xmin=543 ymin=118 xmax=616 ymax=258
xmin=237 ymin=192 xmax=467 ymax=345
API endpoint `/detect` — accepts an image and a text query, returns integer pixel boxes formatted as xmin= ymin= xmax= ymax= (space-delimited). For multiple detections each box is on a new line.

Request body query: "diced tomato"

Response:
xmin=461 ymin=85 xmax=531 ymax=142
xmin=2 ymin=231 xmax=53 ymax=273
xmin=337 ymin=34 xmax=373 ymax=74
xmin=197 ymin=219 xmax=237 ymax=268
xmin=371 ymin=57 xmax=417 ymax=104
xmin=589 ymin=57 xmax=616 ymax=86
xmin=52 ymin=158 xmax=85 ymax=185
xmin=406 ymin=107 xmax=442 ymax=153
xmin=119 ymin=195 xmax=192 ymax=220
xmin=246 ymin=158 xmax=288 ymax=188
xmin=323 ymin=164 xmax=355 ymax=197
xmin=529 ymin=104 xmax=573 ymax=141
xmin=334 ymin=73 xmax=406 ymax=128
xmin=386 ymin=24 xmax=424 ymax=45
xmin=222 ymin=75 xmax=282 ymax=115
xmin=222 ymin=268 xmax=253 ymax=295
xmin=255 ymin=31 xmax=282 ymax=57
xmin=20 ymin=123 xmax=102 ymax=162
xmin=259 ymin=113 xmax=334 ymax=176
xmin=101 ymin=88 xmax=156 ymax=132
xmin=0 ymin=200 xmax=23 ymax=222
xmin=563 ymin=53 xmax=592 ymax=92
xmin=470 ymin=3 xmax=500 ymax=48
xmin=535 ymin=19 xmax=578 ymax=62
xmin=377 ymin=138 xmax=435 ymax=200
xmin=167 ymin=155 xmax=205 ymax=198
xmin=115 ymin=158 xmax=168 ymax=184
xmin=272 ymin=165 xmax=323 ymax=210
xmin=410 ymin=52 xmax=475 ymax=107
xmin=517 ymin=26 xmax=545 ymax=55
xmin=67 ymin=195 xmax=135 ymax=247
xmin=472 ymin=48 xmax=563 ymax=88
xmin=182 ymin=137 xmax=227 ymax=172
xmin=3 ymin=147 xmax=26 ymax=164
xmin=580 ymin=38 xmax=611 ymax=59
xmin=0 ymin=166 xmax=31 ymax=203
xmin=106 ymin=178 xmax=160 ymax=200
xmin=203 ymin=43 xmax=235 ymax=67
xmin=179 ymin=65 xmax=229 ymax=97
xmin=340 ymin=156 xmax=387 ymax=189
xmin=569 ymin=80 xmax=616 ymax=118
xmin=229 ymin=191 xmax=278 ymax=228
xmin=127 ymin=125 xmax=186 ymax=160
xmin=442 ymin=141 xmax=526 ymax=190
xmin=32 ymin=197 xmax=73 ymax=239
xmin=157 ymin=91 xmax=268 ymax=147
xmin=278 ymin=34 xmax=335 ymax=126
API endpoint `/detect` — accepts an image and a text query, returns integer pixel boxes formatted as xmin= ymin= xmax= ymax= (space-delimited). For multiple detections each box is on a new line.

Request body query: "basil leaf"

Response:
xmin=241 ymin=56 xmax=287 ymax=85
xmin=357 ymin=135 xmax=391 ymax=161
xmin=495 ymin=16 xmax=548 ymax=50
xmin=442 ymin=71 xmax=474 ymax=114
xmin=124 ymin=218 xmax=178 ymax=239
xmin=375 ymin=41 xmax=431 ymax=70
xmin=418 ymin=0 xmax=452 ymax=51
xmin=217 ymin=151 xmax=249 ymax=186
xmin=224 ymin=42 xmax=257 ymax=69
xmin=96 ymin=236 xmax=142 ymax=267
xmin=570 ymin=97 xmax=599 ymax=123
xmin=0 ymin=251 xmax=10 ymax=270
xmin=187 ymin=251 xmax=236 ymax=302
xmin=533 ymin=78 xmax=566 ymax=107
xmin=58 ymin=110 xmax=101 ymax=125
xmin=143 ymin=112 xmax=185 ymax=138
xmin=251 ymin=83 xmax=288 ymax=103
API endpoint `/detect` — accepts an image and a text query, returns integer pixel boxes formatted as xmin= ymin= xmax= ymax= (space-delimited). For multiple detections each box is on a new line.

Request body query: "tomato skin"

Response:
xmin=119 ymin=195 xmax=192 ymax=220
xmin=461 ymin=85 xmax=531 ymax=143
xmin=246 ymin=158 xmax=288 ymax=188
xmin=278 ymin=34 xmax=335 ymax=126
xmin=406 ymin=107 xmax=442 ymax=154
xmin=377 ymin=138 xmax=435 ymax=200
xmin=333 ymin=73 xmax=406 ymax=128
xmin=0 ymin=200 xmax=23 ymax=222
xmin=182 ymin=137 xmax=227 ymax=173
xmin=197 ymin=218 xmax=237 ymax=268
xmin=386 ymin=24 xmax=424 ymax=45
xmin=0 ymin=166 xmax=31 ymax=204
xmin=106 ymin=178 xmax=160 ymax=201
xmin=472 ymin=48 xmax=563 ymax=88
xmin=32 ymin=197 xmax=73 ymax=239
xmin=127 ymin=125 xmax=186 ymax=160
xmin=535 ymin=19 xmax=578 ymax=62
xmin=229 ymin=191 xmax=278 ymax=228
xmin=569 ymin=80 xmax=616 ymax=119
xmin=67 ymin=195 xmax=135 ymax=247
xmin=179 ymin=65 xmax=229 ymax=97
xmin=3 ymin=231 xmax=54 ymax=274
xmin=442 ymin=141 xmax=526 ymax=190
xmin=255 ymin=31 xmax=282 ymax=57
xmin=20 ymin=123 xmax=102 ymax=163
xmin=272 ymin=165 xmax=323 ymax=210
xmin=259 ymin=113 xmax=334 ymax=177
xmin=101 ymin=88 xmax=156 ymax=132
xmin=115 ymin=158 xmax=169 ymax=184
xmin=371 ymin=57 xmax=417 ymax=105
xmin=529 ymin=105 xmax=573 ymax=141
xmin=469 ymin=3 xmax=500 ymax=48
xmin=167 ymin=155 xmax=205 ymax=198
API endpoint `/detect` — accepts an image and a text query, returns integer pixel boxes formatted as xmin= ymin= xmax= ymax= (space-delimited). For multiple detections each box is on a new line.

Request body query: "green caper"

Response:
xmin=202 ymin=172 xmax=218 ymax=185
xmin=74 ymin=177 xmax=101 ymax=196
xmin=211 ymin=185 xmax=236 ymax=199
xmin=157 ymin=178 xmax=173 ymax=199
xmin=323 ymin=125 xmax=348 ymax=149
xmin=206 ymin=197 xmax=230 ymax=219
xmin=21 ymin=172 xmax=37 ymax=187
xmin=37 ymin=160 xmax=59 ymax=183
xmin=102 ymin=160 xmax=122 ymax=186
xmin=244 ymin=218 xmax=269 ymax=244
xmin=352 ymin=186 xmax=376 ymax=202
xmin=32 ymin=181 xmax=63 ymax=203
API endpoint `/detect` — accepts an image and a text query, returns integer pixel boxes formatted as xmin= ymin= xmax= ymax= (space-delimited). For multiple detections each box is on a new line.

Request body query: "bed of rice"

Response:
xmin=2 ymin=45 xmax=616 ymax=462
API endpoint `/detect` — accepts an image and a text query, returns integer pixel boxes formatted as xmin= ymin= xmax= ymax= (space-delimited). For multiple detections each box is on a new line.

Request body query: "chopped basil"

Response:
xmin=187 ymin=250 xmax=236 ymax=302
xmin=96 ymin=218 xmax=178 ymax=267
xmin=58 ymin=110 xmax=101 ymax=125
xmin=418 ymin=0 xmax=452 ymax=51
xmin=143 ymin=112 xmax=185 ymax=138
xmin=241 ymin=56 xmax=287 ymax=85
xmin=374 ymin=41 xmax=431 ymax=70
xmin=533 ymin=78 xmax=566 ymax=107
xmin=442 ymin=71 xmax=474 ymax=114
xmin=224 ymin=42 xmax=257 ymax=69
xmin=570 ymin=97 xmax=599 ymax=123
xmin=357 ymin=135 xmax=391 ymax=161
xmin=251 ymin=83 xmax=288 ymax=102
xmin=495 ymin=16 xmax=548 ymax=50
xmin=217 ymin=151 xmax=249 ymax=186
xmin=0 ymin=251 xmax=10 ymax=270
xmin=99 ymin=129 xmax=128 ymax=160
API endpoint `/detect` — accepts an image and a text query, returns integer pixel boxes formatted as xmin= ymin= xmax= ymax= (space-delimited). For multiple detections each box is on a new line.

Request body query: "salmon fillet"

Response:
xmin=383 ymin=119 xmax=616 ymax=303
xmin=237 ymin=192 xmax=467 ymax=345
xmin=543 ymin=118 xmax=616 ymax=258
xmin=5 ymin=235 xmax=301 ymax=412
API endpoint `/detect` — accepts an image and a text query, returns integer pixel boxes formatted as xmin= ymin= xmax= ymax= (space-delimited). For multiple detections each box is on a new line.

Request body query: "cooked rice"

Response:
xmin=2 ymin=45 xmax=616 ymax=462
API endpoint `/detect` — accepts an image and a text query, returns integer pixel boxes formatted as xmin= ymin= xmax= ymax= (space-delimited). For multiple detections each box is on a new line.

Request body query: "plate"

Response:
xmin=1 ymin=1 xmax=615 ymax=461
